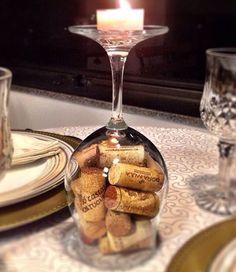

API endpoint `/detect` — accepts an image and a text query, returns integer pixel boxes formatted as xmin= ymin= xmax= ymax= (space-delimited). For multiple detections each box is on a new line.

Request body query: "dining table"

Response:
xmin=0 ymin=125 xmax=235 ymax=272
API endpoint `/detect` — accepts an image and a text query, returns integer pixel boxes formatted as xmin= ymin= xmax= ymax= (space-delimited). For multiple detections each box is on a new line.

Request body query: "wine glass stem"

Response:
xmin=106 ymin=54 xmax=128 ymax=130
xmin=218 ymin=141 xmax=235 ymax=191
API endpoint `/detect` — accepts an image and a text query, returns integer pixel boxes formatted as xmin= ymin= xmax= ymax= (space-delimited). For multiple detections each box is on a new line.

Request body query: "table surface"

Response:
xmin=0 ymin=126 xmax=233 ymax=272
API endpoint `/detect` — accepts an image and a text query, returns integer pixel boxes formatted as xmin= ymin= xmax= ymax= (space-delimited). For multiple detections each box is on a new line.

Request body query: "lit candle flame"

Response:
xmin=119 ymin=0 xmax=131 ymax=9
xmin=97 ymin=0 xmax=144 ymax=31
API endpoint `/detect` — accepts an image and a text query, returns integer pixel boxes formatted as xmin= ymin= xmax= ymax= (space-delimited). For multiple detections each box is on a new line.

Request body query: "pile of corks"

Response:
xmin=71 ymin=142 xmax=165 ymax=254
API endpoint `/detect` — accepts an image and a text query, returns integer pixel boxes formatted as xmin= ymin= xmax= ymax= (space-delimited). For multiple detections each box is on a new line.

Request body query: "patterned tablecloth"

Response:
xmin=0 ymin=127 xmax=233 ymax=272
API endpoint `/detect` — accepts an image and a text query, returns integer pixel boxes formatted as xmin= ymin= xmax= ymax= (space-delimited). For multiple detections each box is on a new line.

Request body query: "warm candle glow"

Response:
xmin=96 ymin=1 xmax=144 ymax=31
xmin=119 ymin=0 xmax=131 ymax=9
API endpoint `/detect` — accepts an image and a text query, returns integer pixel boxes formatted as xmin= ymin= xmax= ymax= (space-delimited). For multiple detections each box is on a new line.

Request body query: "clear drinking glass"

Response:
xmin=197 ymin=48 xmax=236 ymax=215
xmin=65 ymin=25 xmax=169 ymax=269
xmin=0 ymin=67 xmax=13 ymax=171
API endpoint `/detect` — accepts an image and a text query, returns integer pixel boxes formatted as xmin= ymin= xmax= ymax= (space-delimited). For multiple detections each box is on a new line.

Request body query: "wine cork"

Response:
xmin=99 ymin=236 xmax=113 ymax=255
xmin=99 ymin=236 xmax=154 ymax=255
xmin=99 ymin=220 xmax=154 ymax=254
xmin=75 ymin=144 xmax=97 ymax=167
xmin=75 ymin=167 xmax=106 ymax=222
xmin=97 ymin=144 xmax=145 ymax=168
xmin=107 ymin=220 xmax=154 ymax=252
xmin=80 ymin=228 xmax=96 ymax=245
xmin=71 ymin=178 xmax=81 ymax=196
xmin=104 ymin=186 xmax=159 ymax=217
xmin=145 ymin=152 xmax=163 ymax=170
xmin=105 ymin=210 xmax=133 ymax=237
xmin=73 ymin=198 xmax=98 ymax=244
xmin=80 ymin=219 xmax=107 ymax=240
xmin=108 ymin=163 xmax=164 ymax=192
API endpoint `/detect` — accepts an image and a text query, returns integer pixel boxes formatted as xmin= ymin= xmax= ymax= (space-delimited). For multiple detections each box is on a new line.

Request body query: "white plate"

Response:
xmin=0 ymin=131 xmax=74 ymax=207
xmin=209 ymin=238 xmax=236 ymax=272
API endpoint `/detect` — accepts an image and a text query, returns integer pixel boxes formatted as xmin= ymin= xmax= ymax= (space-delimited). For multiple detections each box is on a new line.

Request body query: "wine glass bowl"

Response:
xmin=65 ymin=126 xmax=168 ymax=269
xmin=64 ymin=25 xmax=169 ymax=269
xmin=200 ymin=48 xmax=236 ymax=143
xmin=197 ymin=48 xmax=236 ymax=215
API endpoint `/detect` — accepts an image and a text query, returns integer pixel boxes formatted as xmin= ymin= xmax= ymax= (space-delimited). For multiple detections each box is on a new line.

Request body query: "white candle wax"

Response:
xmin=96 ymin=9 xmax=144 ymax=31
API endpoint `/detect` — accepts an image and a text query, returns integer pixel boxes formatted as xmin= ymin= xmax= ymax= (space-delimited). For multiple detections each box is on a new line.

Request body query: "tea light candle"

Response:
xmin=97 ymin=0 xmax=144 ymax=31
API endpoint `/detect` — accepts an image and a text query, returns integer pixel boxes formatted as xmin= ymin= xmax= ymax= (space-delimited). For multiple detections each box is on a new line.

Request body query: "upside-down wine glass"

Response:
xmin=65 ymin=25 xmax=169 ymax=270
xmin=197 ymin=48 xmax=236 ymax=215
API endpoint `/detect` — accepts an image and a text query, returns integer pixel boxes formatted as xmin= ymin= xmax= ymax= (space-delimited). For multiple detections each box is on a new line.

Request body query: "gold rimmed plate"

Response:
xmin=209 ymin=237 xmax=236 ymax=272
xmin=166 ymin=218 xmax=236 ymax=272
xmin=0 ymin=130 xmax=81 ymax=231
xmin=0 ymin=131 xmax=74 ymax=207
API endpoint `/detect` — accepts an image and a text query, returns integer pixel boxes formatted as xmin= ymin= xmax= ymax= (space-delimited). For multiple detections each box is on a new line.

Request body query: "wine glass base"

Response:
xmin=195 ymin=188 xmax=236 ymax=215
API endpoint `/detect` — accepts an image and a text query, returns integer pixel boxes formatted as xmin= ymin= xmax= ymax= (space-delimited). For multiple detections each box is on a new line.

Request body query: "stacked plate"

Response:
xmin=166 ymin=218 xmax=236 ymax=272
xmin=0 ymin=130 xmax=80 ymax=231
xmin=209 ymin=238 xmax=236 ymax=272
